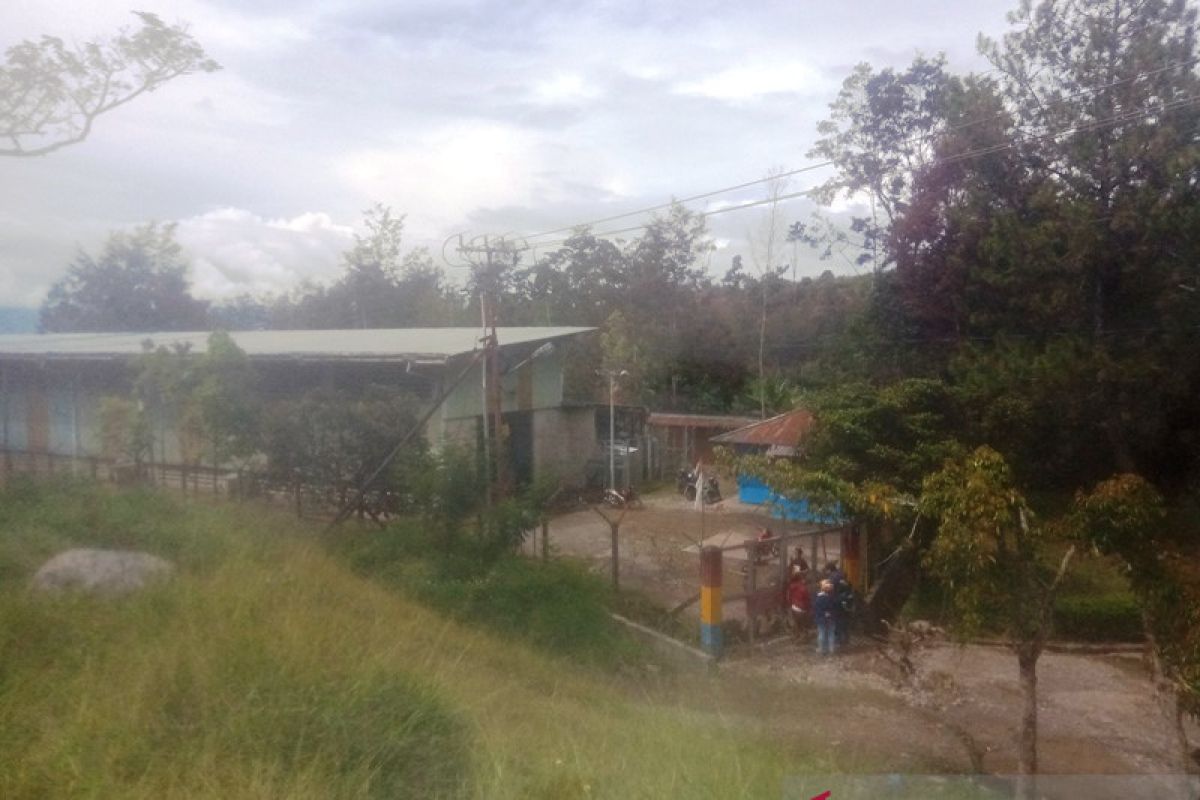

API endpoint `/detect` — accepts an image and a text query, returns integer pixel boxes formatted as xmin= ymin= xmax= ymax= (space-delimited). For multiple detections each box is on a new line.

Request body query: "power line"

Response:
xmin=524 ymin=92 xmax=1200 ymax=252
xmin=520 ymin=58 xmax=1200 ymax=242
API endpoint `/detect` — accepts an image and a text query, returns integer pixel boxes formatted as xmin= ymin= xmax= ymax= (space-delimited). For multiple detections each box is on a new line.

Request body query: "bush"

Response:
xmin=1053 ymin=594 xmax=1144 ymax=643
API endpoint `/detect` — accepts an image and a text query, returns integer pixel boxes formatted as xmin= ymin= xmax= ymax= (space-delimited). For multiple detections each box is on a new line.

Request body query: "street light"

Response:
xmin=599 ymin=369 xmax=629 ymax=491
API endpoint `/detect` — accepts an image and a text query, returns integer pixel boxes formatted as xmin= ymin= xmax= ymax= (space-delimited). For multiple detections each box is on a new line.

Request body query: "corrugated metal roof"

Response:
xmin=709 ymin=408 xmax=815 ymax=447
xmin=647 ymin=412 xmax=761 ymax=429
xmin=0 ymin=327 xmax=593 ymax=362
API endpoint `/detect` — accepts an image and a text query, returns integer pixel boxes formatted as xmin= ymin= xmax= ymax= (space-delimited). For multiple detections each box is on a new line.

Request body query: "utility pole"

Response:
xmin=448 ymin=233 xmax=527 ymax=505
xmin=599 ymin=368 xmax=628 ymax=490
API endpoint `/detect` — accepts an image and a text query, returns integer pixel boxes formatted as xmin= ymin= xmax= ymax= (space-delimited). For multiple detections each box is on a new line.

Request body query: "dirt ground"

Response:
xmin=538 ymin=484 xmax=1199 ymax=789
xmin=531 ymin=483 xmax=840 ymax=619
xmin=727 ymin=640 xmax=1199 ymax=783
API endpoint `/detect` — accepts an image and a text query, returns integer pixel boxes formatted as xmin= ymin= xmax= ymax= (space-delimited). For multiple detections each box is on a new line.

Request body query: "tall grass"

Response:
xmin=0 ymin=480 xmax=855 ymax=798
xmin=329 ymin=521 xmax=638 ymax=666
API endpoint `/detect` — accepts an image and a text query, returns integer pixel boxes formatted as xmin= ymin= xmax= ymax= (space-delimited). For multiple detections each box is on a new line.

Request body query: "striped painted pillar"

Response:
xmin=699 ymin=545 xmax=723 ymax=658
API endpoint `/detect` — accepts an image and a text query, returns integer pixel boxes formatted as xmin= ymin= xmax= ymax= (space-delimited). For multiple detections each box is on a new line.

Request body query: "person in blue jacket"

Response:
xmin=824 ymin=560 xmax=854 ymax=647
xmin=813 ymin=579 xmax=839 ymax=656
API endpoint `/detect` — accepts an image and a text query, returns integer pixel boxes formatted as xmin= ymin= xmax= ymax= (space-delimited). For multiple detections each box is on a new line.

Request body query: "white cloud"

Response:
xmin=336 ymin=123 xmax=546 ymax=239
xmin=675 ymin=60 xmax=829 ymax=102
xmin=531 ymin=73 xmax=602 ymax=105
xmin=175 ymin=208 xmax=355 ymax=300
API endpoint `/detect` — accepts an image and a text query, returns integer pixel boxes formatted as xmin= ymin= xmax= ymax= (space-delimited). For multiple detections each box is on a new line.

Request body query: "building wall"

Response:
xmin=0 ymin=347 xmax=596 ymax=484
xmin=531 ymin=407 xmax=596 ymax=485
xmin=440 ymin=349 xmax=565 ymax=422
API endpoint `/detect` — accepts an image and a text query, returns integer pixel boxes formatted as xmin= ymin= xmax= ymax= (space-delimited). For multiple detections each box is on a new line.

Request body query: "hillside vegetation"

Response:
xmin=0 ymin=481 xmax=833 ymax=799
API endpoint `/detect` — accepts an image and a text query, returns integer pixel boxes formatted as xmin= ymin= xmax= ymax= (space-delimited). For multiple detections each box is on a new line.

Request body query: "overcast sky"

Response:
xmin=2 ymin=0 xmax=1018 ymax=309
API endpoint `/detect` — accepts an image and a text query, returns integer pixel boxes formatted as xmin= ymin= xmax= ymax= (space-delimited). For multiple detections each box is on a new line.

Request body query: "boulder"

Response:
xmin=31 ymin=548 xmax=174 ymax=596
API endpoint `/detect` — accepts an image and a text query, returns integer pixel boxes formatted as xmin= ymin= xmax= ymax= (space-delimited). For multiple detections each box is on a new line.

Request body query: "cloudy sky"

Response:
xmin=2 ymin=0 xmax=1018 ymax=309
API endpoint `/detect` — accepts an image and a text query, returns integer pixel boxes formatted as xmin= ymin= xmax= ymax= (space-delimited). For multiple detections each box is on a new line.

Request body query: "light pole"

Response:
xmin=602 ymin=369 xmax=628 ymax=490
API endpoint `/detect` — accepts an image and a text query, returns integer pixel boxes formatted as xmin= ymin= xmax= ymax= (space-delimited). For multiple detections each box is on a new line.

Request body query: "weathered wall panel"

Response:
xmin=27 ymin=390 xmax=49 ymax=453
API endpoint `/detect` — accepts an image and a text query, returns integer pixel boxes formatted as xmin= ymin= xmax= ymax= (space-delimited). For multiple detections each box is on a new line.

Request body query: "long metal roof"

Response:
xmin=0 ymin=327 xmax=593 ymax=363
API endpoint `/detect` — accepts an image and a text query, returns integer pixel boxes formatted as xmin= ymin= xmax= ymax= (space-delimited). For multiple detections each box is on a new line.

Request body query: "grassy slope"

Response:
xmin=0 ymin=481 xmax=834 ymax=799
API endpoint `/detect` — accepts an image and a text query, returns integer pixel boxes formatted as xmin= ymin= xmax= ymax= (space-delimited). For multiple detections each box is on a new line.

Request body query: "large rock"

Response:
xmin=31 ymin=549 xmax=175 ymax=596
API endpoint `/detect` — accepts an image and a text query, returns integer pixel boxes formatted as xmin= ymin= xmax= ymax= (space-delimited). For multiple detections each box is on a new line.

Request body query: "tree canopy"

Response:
xmin=40 ymin=222 xmax=209 ymax=332
xmin=0 ymin=12 xmax=219 ymax=157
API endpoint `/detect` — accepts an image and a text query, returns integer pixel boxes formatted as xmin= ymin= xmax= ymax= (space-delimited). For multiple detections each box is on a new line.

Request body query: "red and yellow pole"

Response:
xmin=699 ymin=546 xmax=723 ymax=658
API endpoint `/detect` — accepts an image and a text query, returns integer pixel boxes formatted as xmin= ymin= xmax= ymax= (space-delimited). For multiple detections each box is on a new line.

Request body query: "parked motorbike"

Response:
xmin=676 ymin=468 xmax=695 ymax=495
xmin=603 ymin=486 xmax=642 ymax=509
xmin=683 ymin=474 xmax=721 ymax=504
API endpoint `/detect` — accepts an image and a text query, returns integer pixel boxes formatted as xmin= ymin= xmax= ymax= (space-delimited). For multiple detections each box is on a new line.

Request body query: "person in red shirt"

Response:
xmin=787 ymin=566 xmax=811 ymax=637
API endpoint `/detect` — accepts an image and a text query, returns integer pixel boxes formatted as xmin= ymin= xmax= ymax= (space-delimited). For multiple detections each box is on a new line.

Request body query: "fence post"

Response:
xmin=610 ymin=518 xmax=619 ymax=589
xmin=540 ymin=518 xmax=549 ymax=562
xmin=700 ymin=546 xmax=723 ymax=659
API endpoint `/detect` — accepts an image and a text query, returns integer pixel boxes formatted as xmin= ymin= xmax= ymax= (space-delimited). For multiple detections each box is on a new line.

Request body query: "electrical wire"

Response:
xmin=523 ymin=92 xmax=1200 ymax=252
xmin=520 ymin=57 xmax=1200 ymax=242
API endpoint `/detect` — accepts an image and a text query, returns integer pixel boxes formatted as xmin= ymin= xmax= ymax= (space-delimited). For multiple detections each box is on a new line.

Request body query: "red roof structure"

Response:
xmin=709 ymin=408 xmax=815 ymax=453
xmin=646 ymin=412 xmax=760 ymax=429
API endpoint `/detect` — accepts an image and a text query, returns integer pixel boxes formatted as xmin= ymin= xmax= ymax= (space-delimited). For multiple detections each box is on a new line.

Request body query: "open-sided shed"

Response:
xmin=0 ymin=327 xmax=598 ymax=487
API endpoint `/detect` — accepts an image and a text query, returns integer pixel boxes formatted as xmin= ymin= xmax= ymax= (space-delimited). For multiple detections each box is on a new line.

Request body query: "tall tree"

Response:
xmin=807 ymin=56 xmax=959 ymax=275
xmin=0 ymin=12 xmax=219 ymax=157
xmin=40 ymin=221 xmax=209 ymax=332
xmin=919 ymin=447 xmax=1075 ymax=796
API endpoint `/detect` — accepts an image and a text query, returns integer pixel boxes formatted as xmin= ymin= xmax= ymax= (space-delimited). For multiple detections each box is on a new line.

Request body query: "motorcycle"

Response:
xmin=603 ymin=486 xmax=642 ymax=509
xmin=676 ymin=468 xmax=695 ymax=495
xmin=683 ymin=473 xmax=721 ymax=504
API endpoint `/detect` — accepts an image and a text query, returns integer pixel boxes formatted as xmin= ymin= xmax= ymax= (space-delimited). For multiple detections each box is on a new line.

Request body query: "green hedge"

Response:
xmin=1053 ymin=594 xmax=1144 ymax=643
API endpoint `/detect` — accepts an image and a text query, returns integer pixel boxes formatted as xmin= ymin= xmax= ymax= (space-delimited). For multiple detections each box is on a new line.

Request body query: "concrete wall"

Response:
xmin=440 ymin=348 xmax=565 ymax=422
xmin=531 ymin=406 xmax=596 ymax=485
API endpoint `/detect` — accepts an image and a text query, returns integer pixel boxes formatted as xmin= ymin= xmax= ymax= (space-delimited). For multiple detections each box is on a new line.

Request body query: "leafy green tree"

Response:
xmin=40 ymin=222 xmax=208 ymax=332
xmin=192 ymin=332 xmax=260 ymax=473
xmin=97 ymin=396 xmax=152 ymax=470
xmin=919 ymin=448 xmax=1075 ymax=793
xmin=1 ymin=12 xmax=219 ymax=157
xmin=807 ymin=56 xmax=959 ymax=274
xmin=262 ymin=385 xmax=422 ymax=509
xmin=269 ymin=205 xmax=465 ymax=329
xmin=1071 ymin=474 xmax=1197 ymax=771
xmin=133 ymin=340 xmax=196 ymax=476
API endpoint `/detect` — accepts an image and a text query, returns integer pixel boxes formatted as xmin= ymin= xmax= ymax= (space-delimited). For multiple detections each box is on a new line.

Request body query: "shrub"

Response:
xmin=1053 ymin=594 xmax=1143 ymax=643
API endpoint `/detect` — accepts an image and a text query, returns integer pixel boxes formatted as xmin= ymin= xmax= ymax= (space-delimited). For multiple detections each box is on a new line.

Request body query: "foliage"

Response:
xmin=1072 ymin=474 xmax=1200 ymax=711
xmin=807 ymin=55 xmax=959 ymax=273
xmin=803 ymin=379 xmax=965 ymax=495
xmin=40 ymin=222 xmax=209 ymax=332
xmin=1053 ymin=594 xmax=1143 ymax=642
xmin=919 ymin=447 xmax=1060 ymax=642
xmin=264 ymin=205 xmax=464 ymax=330
xmin=263 ymin=385 xmax=422 ymax=498
xmin=96 ymin=396 xmax=152 ymax=466
xmin=0 ymin=12 xmax=219 ymax=157
xmin=191 ymin=332 xmax=261 ymax=468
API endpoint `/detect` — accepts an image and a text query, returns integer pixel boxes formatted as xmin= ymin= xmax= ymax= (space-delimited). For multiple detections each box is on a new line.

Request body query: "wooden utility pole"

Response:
xmin=452 ymin=233 xmax=526 ymax=506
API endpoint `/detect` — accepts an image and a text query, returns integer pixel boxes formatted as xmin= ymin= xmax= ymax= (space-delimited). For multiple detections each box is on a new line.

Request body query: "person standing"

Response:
xmin=825 ymin=561 xmax=853 ymax=648
xmin=813 ymin=579 xmax=838 ymax=656
xmin=787 ymin=566 xmax=811 ymax=638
